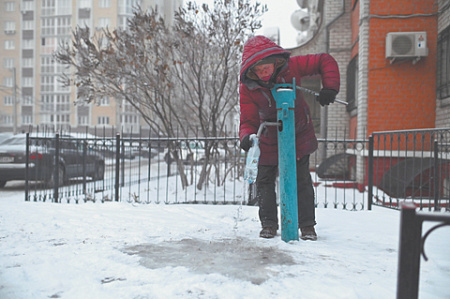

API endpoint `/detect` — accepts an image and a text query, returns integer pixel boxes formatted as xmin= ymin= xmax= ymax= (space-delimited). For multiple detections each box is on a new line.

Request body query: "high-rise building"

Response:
xmin=0 ymin=0 xmax=183 ymax=134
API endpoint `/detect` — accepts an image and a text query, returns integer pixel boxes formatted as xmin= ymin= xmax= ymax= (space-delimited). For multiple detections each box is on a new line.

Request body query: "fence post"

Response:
xmin=433 ymin=140 xmax=439 ymax=211
xmin=368 ymin=135 xmax=374 ymax=210
xmin=396 ymin=202 xmax=422 ymax=299
xmin=53 ymin=133 xmax=60 ymax=203
xmin=115 ymin=133 xmax=120 ymax=202
xmin=25 ymin=133 xmax=29 ymax=201
xmin=82 ymin=140 xmax=87 ymax=194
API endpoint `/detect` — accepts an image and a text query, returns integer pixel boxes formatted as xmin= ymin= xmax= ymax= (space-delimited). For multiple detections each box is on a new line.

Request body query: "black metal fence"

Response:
xmin=396 ymin=202 xmax=450 ymax=299
xmin=20 ymin=131 xmax=367 ymax=209
xmin=24 ymin=133 xmax=246 ymax=205
xmin=18 ymin=127 xmax=450 ymax=212
xmin=368 ymin=128 xmax=450 ymax=211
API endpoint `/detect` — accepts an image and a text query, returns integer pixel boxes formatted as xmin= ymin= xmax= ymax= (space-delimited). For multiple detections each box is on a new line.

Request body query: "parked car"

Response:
xmin=164 ymin=141 xmax=227 ymax=164
xmin=121 ymin=140 xmax=159 ymax=160
xmin=0 ymin=134 xmax=105 ymax=188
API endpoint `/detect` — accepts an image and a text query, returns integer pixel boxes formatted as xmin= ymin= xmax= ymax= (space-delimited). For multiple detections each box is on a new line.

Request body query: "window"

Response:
xmin=118 ymin=16 xmax=128 ymax=30
xmin=437 ymin=25 xmax=450 ymax=100
xmin=119 ymin=0 xmax=140 ymax=14
xmin=4 ymin=96 xmax=13 ymax=106
xmin=22 ymin=77 xmax=34 ymax=87
xmin=5 ymin=2 xmax=15 ymax=12
xmin=23 ymin=20 xmax=34 ymax=30
xmin=23 ymin=39 xmax=34 ymax=49
xmin=22 ymin=115 xmax=33 ymax=125
xmin=3 ymin=58 xmax=14 ymax=68
xmin=98 ymin=96 xmax=110 ymax=106
xmin=22 ymin=57 xmax=34 ymax=67
xmin=22 ymin=96 xmax=34 ymax=105
xmin=99 ymin=0 xmax=111 ymax=8
xmin=78 ymin=115 xmax=89 ymax=125
xmin=4 ymin=40 xmax=15 ymax=50
xmin=50 ymin=114 xmax=70 ymax=124
xmin=2 ymin=115 xmax=12 ymax=125
xmin=346 ymin=56 xmax=358 ymax=112
xmin=41 ymin=37 xmax=57 ymax=54
xmin=121 ymin=114 xmax=138 ymax=124
xmin=41 ymin=56 xmax=54 ymax=73
xmin=56 ymin=0 xmax=71 ymax=15
xmin=22 ymin=1 xmax=34 ymax=11
xmin=98 ymin=116 xmax=110 ymax=125
xmin=41 ymin=75 xmax=54 ymax=92
xmin=4 ymin=21 xmax=16 ymax=33
xmin=98 ymin=18 xmax=110 ymax=29
xmin=79 ymin=0 xmax=91 ymax=9
xmin=57 ymin=16 xmax=71 ymax=35
xmin=56 ymin=79 xmax=69 ymax=92
xmin=42 ymin=17 xmax=55 ymax=35
xmin=3 ymin=77 xmax=13 ymax=88
xmin=42 ymin=0 xmax=55 ymax=16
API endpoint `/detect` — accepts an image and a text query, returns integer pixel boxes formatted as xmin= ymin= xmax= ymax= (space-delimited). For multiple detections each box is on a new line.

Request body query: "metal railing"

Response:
xmin=21 ymin=127 xmax=450 ymax=212
xmin=24 ymin=134 xmax=246 ymax=205
xmin=396 ymin=202 xmax=450 ymax=299
xmin=22 ymin=131 xmax=367 ymax=209
xmin=368 ymin=128 xmax=450 ymax=211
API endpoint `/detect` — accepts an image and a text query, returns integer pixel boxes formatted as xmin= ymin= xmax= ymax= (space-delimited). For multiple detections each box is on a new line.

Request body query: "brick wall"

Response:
xmin=365 ymin=0 xmax=438 ymax=135
xmin=327 ymin=0 xmax=353 ymax=140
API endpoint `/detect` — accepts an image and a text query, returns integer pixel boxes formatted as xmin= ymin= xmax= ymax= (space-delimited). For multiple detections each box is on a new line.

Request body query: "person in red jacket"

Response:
xmin=239 ymin=35 xmax=340 ymax=239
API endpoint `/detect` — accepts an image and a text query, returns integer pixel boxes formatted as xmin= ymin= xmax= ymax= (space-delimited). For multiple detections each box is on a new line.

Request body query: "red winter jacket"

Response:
xmin=239 ymin=35 xmax=340 ymax=165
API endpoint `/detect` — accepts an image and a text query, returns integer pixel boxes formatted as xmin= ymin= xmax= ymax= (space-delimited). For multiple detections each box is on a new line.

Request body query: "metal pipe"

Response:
xmin=296 ymin=85 xmax=348 ymax=105
xmin=256 ymin=121 xmax=280 ymax=138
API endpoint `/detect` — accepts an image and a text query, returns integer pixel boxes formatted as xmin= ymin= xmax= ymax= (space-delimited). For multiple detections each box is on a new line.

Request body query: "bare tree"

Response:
xmin=54 ymin=0 xmax=266 ymax=189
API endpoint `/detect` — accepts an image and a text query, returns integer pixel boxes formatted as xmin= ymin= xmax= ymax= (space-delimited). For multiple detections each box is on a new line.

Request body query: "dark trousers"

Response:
xmin=256 ymin=155 xmax=316 ymax=229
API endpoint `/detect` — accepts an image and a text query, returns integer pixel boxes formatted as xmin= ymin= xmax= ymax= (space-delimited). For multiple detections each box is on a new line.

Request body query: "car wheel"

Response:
xmin=0 ymin=180 xmax=6 ymax=188
xmin=93 ymin=162 xmax=105 ymax=181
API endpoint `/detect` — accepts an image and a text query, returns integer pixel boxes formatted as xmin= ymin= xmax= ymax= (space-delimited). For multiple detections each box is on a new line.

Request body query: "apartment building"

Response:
xmin=285 ymin=0 xmax=449 ymax=184
xmin=0 ymin=0 xmax=183 ymax=135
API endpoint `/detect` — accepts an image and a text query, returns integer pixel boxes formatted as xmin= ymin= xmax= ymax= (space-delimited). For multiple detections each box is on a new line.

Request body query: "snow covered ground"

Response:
xmin=0 ymin=183 xmax=449 ymax=299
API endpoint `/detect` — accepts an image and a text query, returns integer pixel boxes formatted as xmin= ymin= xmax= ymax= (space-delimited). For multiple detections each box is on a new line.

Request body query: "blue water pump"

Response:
xmin=271 ymin=79 xmax=299 ymax=242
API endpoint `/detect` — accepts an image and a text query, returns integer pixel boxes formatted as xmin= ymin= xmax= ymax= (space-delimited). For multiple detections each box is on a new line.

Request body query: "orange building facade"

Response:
xmin=350 ymin=0 xmax=439 ymax=136
xmin=288 ymin=0 xmax=449 ymax=184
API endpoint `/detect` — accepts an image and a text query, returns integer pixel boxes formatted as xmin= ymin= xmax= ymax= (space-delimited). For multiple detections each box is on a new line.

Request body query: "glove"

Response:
xmin=318 ymin=89 xmax=337 ymax=106
xmin=240 ymin=135 xmax=252 ymax=152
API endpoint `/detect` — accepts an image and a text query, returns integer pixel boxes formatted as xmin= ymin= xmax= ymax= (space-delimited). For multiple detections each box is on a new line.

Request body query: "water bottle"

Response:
xmin=244 ymin=134 xmax=260 ymax=184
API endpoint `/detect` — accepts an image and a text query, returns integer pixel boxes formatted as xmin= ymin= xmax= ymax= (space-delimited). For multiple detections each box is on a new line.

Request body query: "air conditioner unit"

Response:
xmin=385 ymin=32 xmax=428 ymax=59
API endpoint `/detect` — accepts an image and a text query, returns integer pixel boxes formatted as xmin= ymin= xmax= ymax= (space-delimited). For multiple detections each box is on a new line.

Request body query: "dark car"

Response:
xmin=0 ymin=134 xmax=105 ymax=188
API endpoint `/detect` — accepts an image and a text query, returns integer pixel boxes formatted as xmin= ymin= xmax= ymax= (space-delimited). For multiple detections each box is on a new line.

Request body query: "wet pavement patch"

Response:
xmin=123 ymin=238 xmax=295 ymax=284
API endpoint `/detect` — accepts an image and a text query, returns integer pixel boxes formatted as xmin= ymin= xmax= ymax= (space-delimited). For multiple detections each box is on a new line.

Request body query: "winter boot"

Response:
xmin=259 ymin=227 xmax=277 ymax=238
xmin=300 ymin=226 xmax=317 ymax=241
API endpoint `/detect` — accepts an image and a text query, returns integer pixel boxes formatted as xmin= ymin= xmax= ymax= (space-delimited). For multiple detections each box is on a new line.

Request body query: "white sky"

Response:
xmin=256 ymin=0 xmax=302 ymax=48
xmin=192 ymin=0 xmax=302 ymax=48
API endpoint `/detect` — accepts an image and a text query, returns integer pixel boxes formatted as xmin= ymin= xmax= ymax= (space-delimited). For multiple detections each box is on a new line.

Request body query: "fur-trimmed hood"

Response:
xmin=240 ymin=36 xmax=291 ymax=90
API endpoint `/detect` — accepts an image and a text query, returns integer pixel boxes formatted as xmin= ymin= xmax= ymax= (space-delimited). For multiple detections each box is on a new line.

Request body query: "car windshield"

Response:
xmin=0 ymin=136 xmax=26 ymax=145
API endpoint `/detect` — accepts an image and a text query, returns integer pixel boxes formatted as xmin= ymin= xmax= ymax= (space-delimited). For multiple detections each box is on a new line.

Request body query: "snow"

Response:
xmin=1 ymin=183 xmax=449 ymax=299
